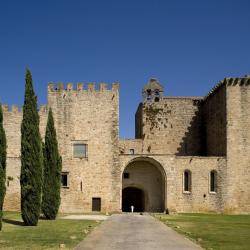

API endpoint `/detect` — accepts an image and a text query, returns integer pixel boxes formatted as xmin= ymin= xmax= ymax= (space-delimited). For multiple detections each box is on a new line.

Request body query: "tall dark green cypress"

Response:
xmin=20 ymin=69 xmax=43 ymax=226
xmin=42 ymin=108 xmax=62 ymax=220
xmin=0 ymin=104 xmax=7 ymax=230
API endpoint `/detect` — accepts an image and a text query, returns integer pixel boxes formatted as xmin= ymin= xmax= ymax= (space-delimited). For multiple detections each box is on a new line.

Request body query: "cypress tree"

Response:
xmin=42 ymin=108 xmax=62 ymax=219
xmin=20 ymin=69 xmax=43 ymax=226
xmin=0 ymin=104 xmax=7 ymax=230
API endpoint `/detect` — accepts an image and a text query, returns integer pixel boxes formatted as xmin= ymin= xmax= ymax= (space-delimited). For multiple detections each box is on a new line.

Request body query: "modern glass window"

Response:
xmin=210 ymin=170 xmax=217 ymax=192
xmin=73 ymin=143 xmax=87 ymax=158
xmin=183 ymin=170 xmax=191 ymax=192
xmin=61 ymin=172 xmax=69 ymax=188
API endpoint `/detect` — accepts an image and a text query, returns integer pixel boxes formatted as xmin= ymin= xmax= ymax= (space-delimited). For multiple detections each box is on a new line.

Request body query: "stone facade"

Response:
xmin=3 ymin=76 xmax=250 ymax=214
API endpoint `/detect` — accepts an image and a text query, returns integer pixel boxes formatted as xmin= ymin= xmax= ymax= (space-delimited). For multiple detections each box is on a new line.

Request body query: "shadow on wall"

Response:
xmin=176 ymin=100 xmax=206 ymax=156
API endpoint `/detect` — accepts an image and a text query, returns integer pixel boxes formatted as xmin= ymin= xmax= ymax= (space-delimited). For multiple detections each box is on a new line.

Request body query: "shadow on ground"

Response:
xmin=3 ymin=218 xmax=24 ymax=226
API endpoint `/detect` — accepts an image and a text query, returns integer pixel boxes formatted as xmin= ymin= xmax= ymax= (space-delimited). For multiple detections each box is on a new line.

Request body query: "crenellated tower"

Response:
xmin=46 ymin=82 xmax=120 ymax=212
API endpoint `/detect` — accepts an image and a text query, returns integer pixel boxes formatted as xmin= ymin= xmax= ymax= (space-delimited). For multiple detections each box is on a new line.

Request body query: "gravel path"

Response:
xmin=75 ymin=214 xmax=202 ymax=250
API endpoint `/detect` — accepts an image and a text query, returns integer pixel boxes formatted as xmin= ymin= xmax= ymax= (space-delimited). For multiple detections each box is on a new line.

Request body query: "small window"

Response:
xmin=92 ymin=198 xmax=101 ymax=212
xmin=210 ymin=170 xmax=217 ymax=193
xmin=123 ymin=173 xmax=130 ymax=179
xmin=7 ymin=176 xmax=13 ymax=187
xmin=73 ymin=143 xmax=87 ymax=158
xmin=183 ymin=170 xmax=191 ymax=192
xmin=146 ymin=89 xmax=152 ymax=101
xmin=154 ymin=89 xmax=160 ymax=102
xmin=61 ymin=172 xmax=69 ymax=188
xmin=146 ymin=89 xmax=152 ymax=95
xmin=129 ymin=149 xmax=135 ymax=155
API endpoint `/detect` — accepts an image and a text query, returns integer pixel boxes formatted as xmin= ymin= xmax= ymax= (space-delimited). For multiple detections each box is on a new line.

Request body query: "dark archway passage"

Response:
xmin=122 ymin=158 xmax=165 ymax=212
xmin=122 ymin=187 xmax=144 ymax=212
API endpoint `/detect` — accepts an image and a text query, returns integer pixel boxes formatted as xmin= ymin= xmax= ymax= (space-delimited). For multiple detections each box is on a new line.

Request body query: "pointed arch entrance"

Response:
xmin=122 ymin=157 xmax=166 ymax=212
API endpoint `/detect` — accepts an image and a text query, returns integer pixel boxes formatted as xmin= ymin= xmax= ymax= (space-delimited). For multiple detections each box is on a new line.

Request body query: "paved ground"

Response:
xmin=75 ymin=214 xmax=202 ymax=250
xmin=61 ymin=215 xmax=108 ymax=220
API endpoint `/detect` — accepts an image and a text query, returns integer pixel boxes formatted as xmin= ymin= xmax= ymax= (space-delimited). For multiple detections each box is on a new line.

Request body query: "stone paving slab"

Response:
xmin=75 ymin=214 xmax=202 ymax=250
xmin=61 ymin=215 xmax=108 ymax=220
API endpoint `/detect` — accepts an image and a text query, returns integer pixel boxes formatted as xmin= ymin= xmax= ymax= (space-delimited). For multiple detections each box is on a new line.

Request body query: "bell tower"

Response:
xmin=142 ymin=78 xmax=164 ymax=102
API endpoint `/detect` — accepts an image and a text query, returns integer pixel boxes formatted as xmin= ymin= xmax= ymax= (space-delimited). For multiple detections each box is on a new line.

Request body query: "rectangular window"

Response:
xmin=183 ymin=170 xmax=191 ymax=192
xmin=210 ymin=172 xmax=215 ymax=192
xmin=129 ymin=149 xmax=135 ymax=155
xmin=61 ymin=172 xmax=69 ymax=188
xmin=92 ymin=198 xmax=101 ymax=212
xmin=210 ymin=171 xmax=217 ymax=193
xmin=73 ymin=144 xmax=87 ymax=158
xmin=184 ymin=172 xmax=189 ymax=191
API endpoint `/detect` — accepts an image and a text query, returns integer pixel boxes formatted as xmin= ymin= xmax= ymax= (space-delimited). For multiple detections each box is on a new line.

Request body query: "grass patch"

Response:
xmin=154 ymin=213 xmax=250 ymax=250
xmin=0 ymin=211 xmax=101 ymax=249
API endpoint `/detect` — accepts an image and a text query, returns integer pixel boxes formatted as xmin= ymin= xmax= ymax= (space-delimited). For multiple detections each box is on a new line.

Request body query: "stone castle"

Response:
xmin=3 ymin=76 xmax=250 ymax=214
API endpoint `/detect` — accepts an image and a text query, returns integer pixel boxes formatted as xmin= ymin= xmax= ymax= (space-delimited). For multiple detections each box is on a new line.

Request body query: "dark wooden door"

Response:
xmin=92 ymin=198 xmax=101 ymax=211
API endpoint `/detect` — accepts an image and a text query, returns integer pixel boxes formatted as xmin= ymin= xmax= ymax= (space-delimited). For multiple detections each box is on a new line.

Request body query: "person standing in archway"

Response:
xmin=131 ymin=205 xmax=134 ymax=213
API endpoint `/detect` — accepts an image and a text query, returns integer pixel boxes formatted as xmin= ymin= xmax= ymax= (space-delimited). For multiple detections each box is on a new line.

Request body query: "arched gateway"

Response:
xmin=122 ymin=157 xmax=166 ymax=212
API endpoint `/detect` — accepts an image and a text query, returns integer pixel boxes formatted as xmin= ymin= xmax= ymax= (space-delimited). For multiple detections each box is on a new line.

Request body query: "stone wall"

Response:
xmin=4 ymin=158 xmax=21 ymax=211
xmin=135 ymin=84 xmax=228 ymax=157
xmin=119 ymin=139 xmax=143 ymax=155
xmin=2 ymin=105 xmax=22 ymax=158
xmin=135 ymin=97 xmax=203 ymax=155
xmin=3 ymin=105 xmax=48 ymax=211
xmin=202 ymin=84 xmax=227 ymax=156
xmin=120 ymin=155 xmax=226 ymax=213
xmin=225 ymin=78 xmax=250 ymax=213
xmin=47 ymin=83 xmax=120 ymax=213
xmin=3 ymin=82 xmax=120 ymax=213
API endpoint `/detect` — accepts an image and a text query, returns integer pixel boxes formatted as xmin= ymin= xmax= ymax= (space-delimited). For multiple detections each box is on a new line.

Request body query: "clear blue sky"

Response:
xmin=0 ymin=0 xmax=249 ymax=138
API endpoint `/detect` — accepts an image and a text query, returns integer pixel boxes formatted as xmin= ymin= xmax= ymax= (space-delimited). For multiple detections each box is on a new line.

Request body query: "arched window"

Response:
xmin=210 ymin=170 xmax=217 ymax=193
xmin=154 ymin=89 xmax=160 ymax=102
xmin=146 ymin=89 xmax=152 ymax=101
xmin=183 ymin=170 xmax=191 ymax=192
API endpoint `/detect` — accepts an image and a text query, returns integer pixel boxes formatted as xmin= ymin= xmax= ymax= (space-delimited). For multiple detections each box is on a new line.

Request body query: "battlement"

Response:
xmin=38 ymin=105 xmax=48 ymax=113
xmin=204 ymin=76 xmax=250 ymax=100
xmin=2 ymin=105 xmax=21 ymax=113
xmin=48 ymin=82 xmax=119 ymax=92
xmin=1 ymin=104 xmax=48 ymax=114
